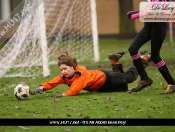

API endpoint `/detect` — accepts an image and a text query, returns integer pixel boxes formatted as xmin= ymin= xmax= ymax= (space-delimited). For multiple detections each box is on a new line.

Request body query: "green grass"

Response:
xmin=1 ymin=38 xmax=175 ymax=131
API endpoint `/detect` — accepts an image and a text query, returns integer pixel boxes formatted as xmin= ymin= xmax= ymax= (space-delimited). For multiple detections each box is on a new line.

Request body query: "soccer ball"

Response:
xmin=14 ymin=84 xmax=30 ymax=100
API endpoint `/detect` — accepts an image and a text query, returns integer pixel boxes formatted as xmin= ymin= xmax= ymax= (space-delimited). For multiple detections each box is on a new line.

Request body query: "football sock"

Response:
xmin=111 ymin=60 xmax=119 ymax=64
xmin=132 ymin=53 xmax=148 ymax=80
xmin=157 ymin=62 xmax=175 ymax=85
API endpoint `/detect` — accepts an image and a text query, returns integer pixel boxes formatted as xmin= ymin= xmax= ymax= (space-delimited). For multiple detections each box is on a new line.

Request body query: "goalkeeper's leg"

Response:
xmin=109 ymin=55 xmax=149 ymax=85
xmin=108 ymin=50 xmax=127 ymax=72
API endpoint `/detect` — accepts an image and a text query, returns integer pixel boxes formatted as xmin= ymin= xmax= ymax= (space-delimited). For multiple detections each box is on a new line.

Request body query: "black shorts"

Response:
xmin=140 ymin=22 xmax=166 ymax=41
xmin=98 ymin=70 xmax=128 ymax=92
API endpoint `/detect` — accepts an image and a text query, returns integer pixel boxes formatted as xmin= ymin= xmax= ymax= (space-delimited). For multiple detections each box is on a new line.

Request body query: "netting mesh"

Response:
xmin=0 ymin=0 xmax=95 ymax=77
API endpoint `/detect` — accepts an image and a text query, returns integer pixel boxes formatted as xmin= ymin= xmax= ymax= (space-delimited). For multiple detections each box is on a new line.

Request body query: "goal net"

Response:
xmin=0 ymin=0 xmax=99 ymax=77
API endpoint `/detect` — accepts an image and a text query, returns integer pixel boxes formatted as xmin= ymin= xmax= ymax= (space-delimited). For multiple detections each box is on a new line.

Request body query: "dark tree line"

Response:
xmin=118 ymin=0 xmax=137 ymax=38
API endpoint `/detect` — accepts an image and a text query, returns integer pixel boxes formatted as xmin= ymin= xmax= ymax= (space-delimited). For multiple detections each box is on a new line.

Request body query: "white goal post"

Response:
xmin=0 ymin=0 xmax=99 ymax=78
xmin=90 ymin=0 xmax=100 ymax=63
xmin=38 ymin=2 xmax=50 ymax=77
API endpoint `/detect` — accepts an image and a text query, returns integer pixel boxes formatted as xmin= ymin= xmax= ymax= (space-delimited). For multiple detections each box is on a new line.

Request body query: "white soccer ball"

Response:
xmin=14 ymin=84 xmax=30 ymax=100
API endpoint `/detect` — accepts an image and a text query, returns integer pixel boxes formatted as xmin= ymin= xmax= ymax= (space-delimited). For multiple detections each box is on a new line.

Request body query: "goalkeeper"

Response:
xmin=30 ymin=51 xmax=151 ymax=97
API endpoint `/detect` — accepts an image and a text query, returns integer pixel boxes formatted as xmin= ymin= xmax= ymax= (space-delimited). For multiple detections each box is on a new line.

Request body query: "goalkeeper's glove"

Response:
xmin=127 ymin=11 xmax=139 ymax=20
xmin=30 ymin=86 xmax=43 ymax=95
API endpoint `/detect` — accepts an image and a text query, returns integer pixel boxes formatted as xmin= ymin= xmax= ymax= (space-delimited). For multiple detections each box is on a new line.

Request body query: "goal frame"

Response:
xmin=38 ymin=0 xmax=99 ymax=77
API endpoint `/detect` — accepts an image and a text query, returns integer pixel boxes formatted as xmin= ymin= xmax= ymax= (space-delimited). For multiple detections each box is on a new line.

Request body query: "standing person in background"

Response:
xmin=127 ymin=0 xmax=175 ymax=94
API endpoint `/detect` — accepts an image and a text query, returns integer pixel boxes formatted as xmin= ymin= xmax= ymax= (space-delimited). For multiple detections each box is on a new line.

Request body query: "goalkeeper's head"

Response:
xmin=57 ymin=52 xmax=78 ymax=70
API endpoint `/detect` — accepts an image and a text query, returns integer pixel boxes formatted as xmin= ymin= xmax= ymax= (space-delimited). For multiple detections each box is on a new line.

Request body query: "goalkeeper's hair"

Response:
xmin=57 ymin=52 xmax=78 ymax=69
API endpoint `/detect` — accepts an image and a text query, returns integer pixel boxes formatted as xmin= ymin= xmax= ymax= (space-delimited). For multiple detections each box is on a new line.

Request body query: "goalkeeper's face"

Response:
xmin=59 ymin=64 xmax=75 ymax=77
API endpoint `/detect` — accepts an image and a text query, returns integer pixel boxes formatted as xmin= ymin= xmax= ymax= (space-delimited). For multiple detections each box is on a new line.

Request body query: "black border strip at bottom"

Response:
xmin=0 ymin=119 xmax=175 ymax=126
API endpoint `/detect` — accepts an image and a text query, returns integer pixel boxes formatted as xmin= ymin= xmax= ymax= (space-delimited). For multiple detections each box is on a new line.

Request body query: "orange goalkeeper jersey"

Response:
xmin=41 ymin=65 xmax=106 ymax=96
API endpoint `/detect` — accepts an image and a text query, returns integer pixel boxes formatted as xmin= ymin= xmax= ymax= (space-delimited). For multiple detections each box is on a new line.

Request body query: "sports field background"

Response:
xmin=0 ymin=38 xmax=175 ymax=131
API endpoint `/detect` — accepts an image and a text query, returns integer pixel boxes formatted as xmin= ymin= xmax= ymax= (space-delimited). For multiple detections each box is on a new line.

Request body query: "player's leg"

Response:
xmin=128 ymin=28 xmax=153 ymax=92
xmin=151 ymin=22 xmax=175 ymax=94
xmin=108 ymin=54 xmax=149 ymax=86
xmin=151 ymin=40 xmax=175 ymax=94
xmin=128 ymin=52 xmax=153 ymax=92
xmin=128 ymin=32 xmax=150 ymax=80
xmin=151 ymin=40 xmax=175 ymax=84
xmin=108 ymin=50 xmax=127 ymax=72
xmin=99 ymin=52 xmax=150 ymax=92
xmin=98 ymin=50 xmax=128 ymax=92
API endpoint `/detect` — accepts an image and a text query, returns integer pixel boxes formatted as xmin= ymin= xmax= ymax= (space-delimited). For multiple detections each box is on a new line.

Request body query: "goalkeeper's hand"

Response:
xmin=30 ymin=86 xmax=43 ymax=95
xmin=127 ymin=11 xmax=139 ymax=20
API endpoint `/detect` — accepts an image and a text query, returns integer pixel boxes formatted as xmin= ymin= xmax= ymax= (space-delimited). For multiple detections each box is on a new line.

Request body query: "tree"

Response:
xmin=118 ymin=0 xmax=137 ymax=38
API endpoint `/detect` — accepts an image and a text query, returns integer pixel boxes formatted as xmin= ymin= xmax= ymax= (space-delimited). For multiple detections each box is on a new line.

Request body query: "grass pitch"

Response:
xmin=0 ymin=38 xmax=175 ymax=132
